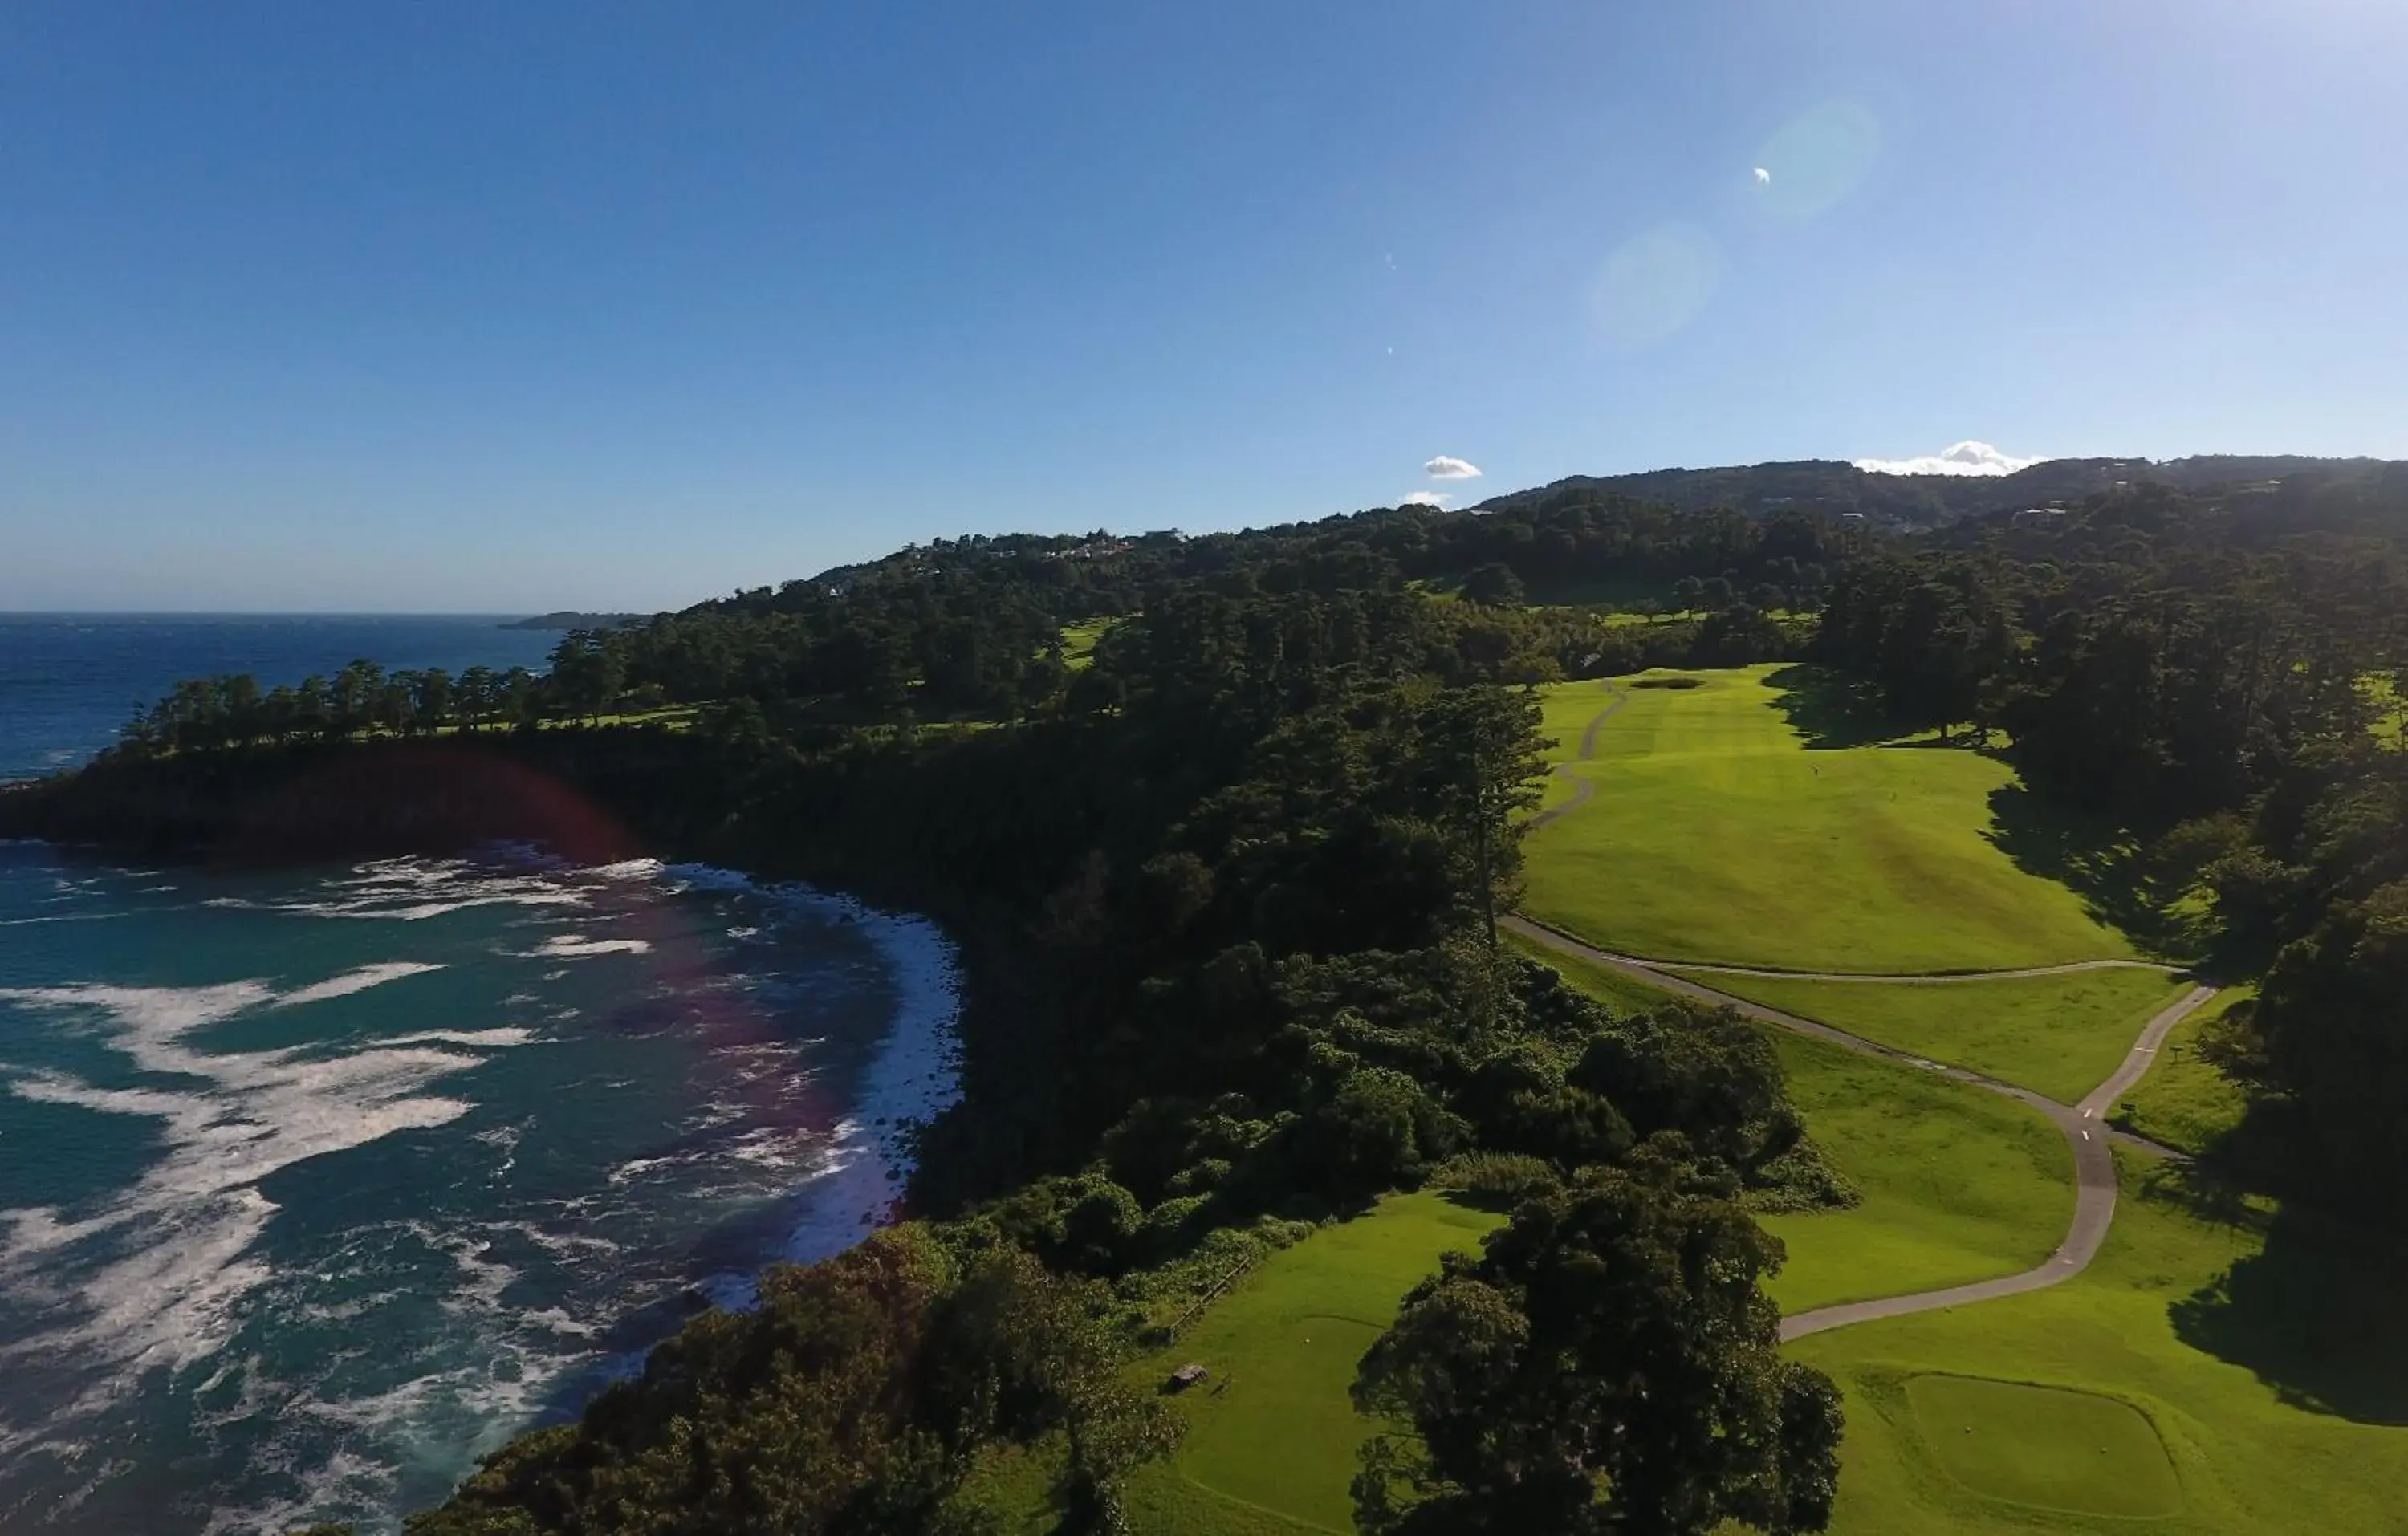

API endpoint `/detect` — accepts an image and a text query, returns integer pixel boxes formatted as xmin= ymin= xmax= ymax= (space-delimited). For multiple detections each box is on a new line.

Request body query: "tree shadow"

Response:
xmin=2166 ymin=1176 xmax=2408 ymax=1424
xmin=1761 ymin=664 xmax=1898 ymax=750
xmin=1982 ymin=783 xmax=2207 ymax=957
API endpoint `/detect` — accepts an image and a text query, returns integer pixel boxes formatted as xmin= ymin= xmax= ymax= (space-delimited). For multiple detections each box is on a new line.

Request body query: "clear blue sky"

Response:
xmin=4 ymin=2 xmax=2403 ymax=612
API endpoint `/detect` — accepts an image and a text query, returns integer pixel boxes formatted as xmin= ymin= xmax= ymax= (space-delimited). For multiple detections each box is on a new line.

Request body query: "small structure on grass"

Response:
xmin=1166 ymin=1362 xmax=1210 ymax=1392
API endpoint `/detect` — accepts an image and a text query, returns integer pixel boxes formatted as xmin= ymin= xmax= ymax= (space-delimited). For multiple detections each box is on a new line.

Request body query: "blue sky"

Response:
xmin=4 ymin=2 xmax=2404 ymax=612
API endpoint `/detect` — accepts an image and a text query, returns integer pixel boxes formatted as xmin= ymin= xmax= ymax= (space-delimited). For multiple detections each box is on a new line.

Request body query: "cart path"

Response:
xmin=1647 ymin=955 xmax=2184 ymax=983
xmin=1527 ymin=684 xmax=1625 ymax=831
xmin=1499 ymin=914 xmax=2217 ymax=1340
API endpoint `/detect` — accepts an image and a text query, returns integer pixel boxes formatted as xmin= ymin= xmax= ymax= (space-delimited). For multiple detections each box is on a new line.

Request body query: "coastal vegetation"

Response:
xmin=18 ymin=460 xmax=2408 ymax=1533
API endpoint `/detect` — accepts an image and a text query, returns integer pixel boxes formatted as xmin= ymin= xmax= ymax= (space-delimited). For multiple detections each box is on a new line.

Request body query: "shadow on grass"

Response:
xmin=2166 ymin=1175 xmax=2408 ymax=1425
xmin=1762 ymin=664 xmax=1897 ymax=749
xmin=1983 ymin=783 xmax=2208 ymax=959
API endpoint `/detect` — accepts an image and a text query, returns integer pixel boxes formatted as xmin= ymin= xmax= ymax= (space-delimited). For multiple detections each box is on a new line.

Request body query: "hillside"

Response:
xmin=1473 ymin=453 xmax=2408 ymax=530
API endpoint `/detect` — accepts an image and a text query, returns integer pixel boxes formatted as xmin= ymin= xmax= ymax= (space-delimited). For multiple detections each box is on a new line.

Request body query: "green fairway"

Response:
xmin=2113 ymin=987 xmax=2254 ymax=1156
xmin=1789 ymin=1153 xmax=2408 ymax=1534
xmin=1123 ymin=1192 xmax=1505 ymax=1534
xmin=1706 ymin=967 xmax=2193 ymax=1106
xmin=1511 ymin=940 xmax=2073 ymax=1315
xmin=1523 ymin=665 xmax=2142 ymax=973
xmin=1057 ymin=616 xmax=1113 ymax=670
xmin=1757 ymin=1027 xmax=2072 ymax=1314
xmin=1906 ymin=1374 xmax=2182 ymax=1517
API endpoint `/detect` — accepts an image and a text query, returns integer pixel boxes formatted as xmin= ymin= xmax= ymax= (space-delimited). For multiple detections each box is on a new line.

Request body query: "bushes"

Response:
xmin=1428 ymin=1152 xmax=1563 ymax=1208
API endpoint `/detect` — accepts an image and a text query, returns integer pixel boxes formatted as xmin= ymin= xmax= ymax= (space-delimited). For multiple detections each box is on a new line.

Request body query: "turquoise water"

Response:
xmin=0 ymin=843 xmax=958 ymax=1534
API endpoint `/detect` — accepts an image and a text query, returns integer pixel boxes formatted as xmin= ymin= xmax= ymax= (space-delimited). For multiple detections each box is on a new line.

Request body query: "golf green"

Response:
xmin=1907 ymin=1374 xmax=2181 ymax=1517
xmin=1790 ymin=1153 xmax=2408 ymax=1534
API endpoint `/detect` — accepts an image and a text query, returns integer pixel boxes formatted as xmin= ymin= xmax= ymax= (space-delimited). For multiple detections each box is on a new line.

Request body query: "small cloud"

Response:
xmin=1423 ymin=455 xmax=1483 ymax=480
xmin=1402 ymin=491 xmax=1452 ymax=508
xmin=1753 ymin=166 xmax=1771 ymax=185
xmin=1385 ymin=251 xmax=1397 ymax=270
xmin=1854 ymin=441 xmax=2048 ymax=477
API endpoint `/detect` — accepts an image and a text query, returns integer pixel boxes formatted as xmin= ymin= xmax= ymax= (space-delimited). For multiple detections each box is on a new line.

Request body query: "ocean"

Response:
xmin=0 ymin=620 xmax=962 ymax=1534
xmin=0 ymin=614 xmax=563 ymax=784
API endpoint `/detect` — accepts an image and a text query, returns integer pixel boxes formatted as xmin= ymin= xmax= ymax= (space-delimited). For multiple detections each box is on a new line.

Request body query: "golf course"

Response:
xmin=1041 ymin=660 xmax=2408 ymax=1534
xmin=1508 ymin=663 xmax=2408 ymax=1532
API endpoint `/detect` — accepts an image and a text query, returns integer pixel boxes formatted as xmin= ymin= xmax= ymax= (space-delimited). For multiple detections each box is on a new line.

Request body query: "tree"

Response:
xmin=1353 ymin=1167 xmax=1841 ymax=1535
xmin=552 ymin=634 xmax=625 ymax=724
xmin=2224 ymin=879 xmax=2408 ymax=1215
xmin=457 ymin=665 xmax=497 ymax=732
xmin=332 ymin=659 xmax=384 ymax=737
xmin=1462 ymin=563 xmax=1527 ymax=608
xmin=1410 ymin=687 xmax=1548 ymax=948
xmin=409 ymin=1228 xmax=1177 ymax=1536
xmin=415 ymin=668 xmax=455 ymax=731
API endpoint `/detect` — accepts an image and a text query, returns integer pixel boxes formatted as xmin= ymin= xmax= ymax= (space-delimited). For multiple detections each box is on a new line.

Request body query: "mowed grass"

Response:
xmin=1512 ymin=941 xmax=2073 ymax=1316
xmin=1523 ymin=665 xmax=2140 ymax=973
xmin=1906 ymin=1374 xmax=2182 ymax=1518
xmin=1757 ymin=1027 xmax=2072 ymax=1315
xmin=1787 ymin=1153 xmax=2408 ymax=1534
xmin=1706 ymin=967 xmax=2194 ymax=1107
xmin=2113 ymin=986 xmax=2255 ymax=1156
xmin=1057 ymin=617 xmax=1114 ymax=671
xmin=1121 ymin=1192 xmax=1505 ymax=1534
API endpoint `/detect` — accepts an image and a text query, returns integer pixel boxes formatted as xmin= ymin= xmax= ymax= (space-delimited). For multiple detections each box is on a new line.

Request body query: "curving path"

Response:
xmin=1527 ymin=685 xmax=1625 ymax=831
xmin=1502 ymin=915 xmax=2218 ymax=1340
xmin=1645 ymin=955 xmax=2184 ymax=984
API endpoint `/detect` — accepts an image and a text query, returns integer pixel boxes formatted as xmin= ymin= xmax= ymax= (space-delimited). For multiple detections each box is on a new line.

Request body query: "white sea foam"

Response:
xmin=588 ymin=859 xmax=666 ymax=881
xmin=527 ymin=935 xmax=653 ymax=958
xmin=0 ymin=851 xmax=966 ymax=1535
xmin=275 ymin=961 xmax=446 ymax=1008
xmin=208 ymin=858 xmax=591 ymax=923
xmin=0 ymin=970 xmax=528 ymax=1378
xmin=656 ymin=864 xmax=966 ymax=1267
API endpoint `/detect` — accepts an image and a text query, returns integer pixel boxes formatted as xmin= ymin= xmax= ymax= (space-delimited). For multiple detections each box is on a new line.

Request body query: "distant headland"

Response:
xmin=501 ymin=611 xmax=647 ymax=631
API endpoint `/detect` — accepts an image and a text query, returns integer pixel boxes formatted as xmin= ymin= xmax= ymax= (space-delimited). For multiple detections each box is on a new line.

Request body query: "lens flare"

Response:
xmin=1751 ymin=100 xmax=1882 ymax=221
xmin=1588 ymin=221 xmax=1726 ymax=350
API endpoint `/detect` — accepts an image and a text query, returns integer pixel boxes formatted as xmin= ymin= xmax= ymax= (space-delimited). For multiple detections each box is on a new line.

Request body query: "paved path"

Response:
xmin=1527 ymin=684 xmax=1625 ymax=831
xmin=1499 ymin=914 xmax=2217 ymax=1340
xmin=1648 ymin=955 xmax=2185 ymax=983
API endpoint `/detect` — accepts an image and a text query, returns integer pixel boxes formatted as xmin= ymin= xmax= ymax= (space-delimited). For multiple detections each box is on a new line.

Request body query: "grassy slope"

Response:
xmin=1515 ymin=667 xmax=2408 ymax=1530
xmin=2112 ymin=986 xmax=2255 ymax=1156
xmin=1708 ymin=968 xmax=2194 ymax=1107
xmin=960 ymin=1193 xmax=1500 ymax=1535
xmin=1758 ymin=1027 xmax=2072 ymax=1315
xmin=1514 ymin=940 xmax=2072 ymax=1317
xmin=1522 ymin=665 xmax=2138 ymax=972
xmin=1789 ymin=1153 xmax=2408 ymax=1534
xmin=983 ymin=1192 xmax=1495 ymax=1536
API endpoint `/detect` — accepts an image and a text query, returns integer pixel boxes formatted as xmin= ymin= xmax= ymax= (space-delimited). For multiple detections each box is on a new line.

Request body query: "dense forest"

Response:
xmin=15 ymin=456 xmax=2408 ymax=1534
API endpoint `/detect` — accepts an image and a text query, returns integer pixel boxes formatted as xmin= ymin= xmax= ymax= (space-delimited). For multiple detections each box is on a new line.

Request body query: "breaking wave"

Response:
xmin=0 ymin=848 xmax=959 ymax=1535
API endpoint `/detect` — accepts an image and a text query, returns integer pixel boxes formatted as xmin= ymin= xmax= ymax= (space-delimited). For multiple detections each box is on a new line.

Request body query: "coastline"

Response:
xmin=658 ymin=862 xmax=966 ymax=1301
xmin=0 ymin=835 xmax=972 ymax=1535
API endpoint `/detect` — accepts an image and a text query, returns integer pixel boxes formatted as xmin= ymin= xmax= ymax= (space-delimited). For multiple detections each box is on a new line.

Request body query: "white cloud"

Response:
xmin=1402 ymin=491 xmax=1452 ymax=508
xmin=1853 ymin=441 xmax=2048 ymax=477
xmin=1753 ymin=166 xmax=1771 ymax=185
xmin=1423 ymin=455 xmax=1483 ymax=480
